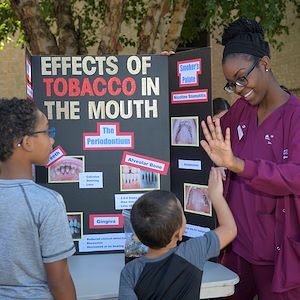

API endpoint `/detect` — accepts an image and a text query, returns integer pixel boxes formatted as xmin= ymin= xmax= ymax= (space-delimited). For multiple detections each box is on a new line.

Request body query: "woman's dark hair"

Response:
xmin=0 ymin=98 xmax=38 ymax=162
xmin=222 ymin=18 xmax=270 ymax=62
xmin=130 ymin=190 xmax=182 ymax=249
xmin=213 ymin=97 xmax=230 ymax=115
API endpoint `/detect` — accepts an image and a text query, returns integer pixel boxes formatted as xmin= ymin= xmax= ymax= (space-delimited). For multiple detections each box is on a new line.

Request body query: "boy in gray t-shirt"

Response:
xmin=0 ymin=98 xmax=76 ymax=299
xmin=119 ymin=168 xmax=237 ymax=300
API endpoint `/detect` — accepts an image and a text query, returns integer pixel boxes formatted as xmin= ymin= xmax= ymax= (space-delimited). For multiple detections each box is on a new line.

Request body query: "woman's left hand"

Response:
xmin=200 ymin=116 xmax=236 ymax=169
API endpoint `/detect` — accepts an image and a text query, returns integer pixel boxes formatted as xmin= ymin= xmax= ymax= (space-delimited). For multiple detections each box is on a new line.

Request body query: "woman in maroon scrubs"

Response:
xmin=201 ymin=18 xmax=300 ymax=300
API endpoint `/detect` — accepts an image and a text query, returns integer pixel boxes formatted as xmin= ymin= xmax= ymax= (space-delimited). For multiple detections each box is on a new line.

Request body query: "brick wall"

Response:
xmin=0 ymin=42 xmax=26 ymax=99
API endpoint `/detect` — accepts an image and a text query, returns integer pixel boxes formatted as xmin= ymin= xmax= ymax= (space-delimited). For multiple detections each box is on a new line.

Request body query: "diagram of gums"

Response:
xmin=48 ymin=156 xmax=85 ymax=183
xmin=184 ymin=183 xmax=212 ymax=216
xmin=171 ymin=117 xmax=199 ymax=146
xmin=120 ymin=165 xmax=160 ymax=191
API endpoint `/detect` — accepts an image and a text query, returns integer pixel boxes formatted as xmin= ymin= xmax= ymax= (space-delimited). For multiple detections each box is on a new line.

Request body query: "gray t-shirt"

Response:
xmin=0 ymin=179 xmax=75 ymax=299
xmin=119 ymin=230 xmax=220 ymax=300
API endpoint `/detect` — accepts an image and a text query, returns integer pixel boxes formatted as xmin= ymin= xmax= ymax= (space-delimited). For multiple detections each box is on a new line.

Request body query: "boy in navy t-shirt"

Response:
xmin=119 ymin=168 xmax=237 ymax=300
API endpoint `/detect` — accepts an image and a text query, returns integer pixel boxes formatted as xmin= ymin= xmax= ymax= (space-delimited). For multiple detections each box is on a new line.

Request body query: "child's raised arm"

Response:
xmin=208 ymin=167 xmax=237 ymax=249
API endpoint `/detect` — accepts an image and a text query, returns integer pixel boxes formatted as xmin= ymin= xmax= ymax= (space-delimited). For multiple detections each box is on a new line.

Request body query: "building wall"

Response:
xmin=0 ymin=42 xmax=26 ymax=98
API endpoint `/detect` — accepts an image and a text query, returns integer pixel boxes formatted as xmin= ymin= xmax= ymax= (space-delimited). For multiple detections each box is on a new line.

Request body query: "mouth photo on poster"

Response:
xmin=48 ymin=156 xmax=85 ymax=183
xmin=120 ymin=165 xmax=160 ymax=192
xmin=171 ymin=116 xmax=199 ymax=147
xmin=67 ymin=212 xmax=83 ymax=241
xmin=184 ymin=183 xmax=212 ymax=217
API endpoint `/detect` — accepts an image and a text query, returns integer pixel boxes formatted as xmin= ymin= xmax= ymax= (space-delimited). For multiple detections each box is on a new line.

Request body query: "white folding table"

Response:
xmin=68 ymin=253 xmax=239 ymax=299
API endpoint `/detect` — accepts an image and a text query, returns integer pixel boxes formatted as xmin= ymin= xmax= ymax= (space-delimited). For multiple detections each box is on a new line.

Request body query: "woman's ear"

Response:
xmin=260 ymin=56 xmax=271 ymax=72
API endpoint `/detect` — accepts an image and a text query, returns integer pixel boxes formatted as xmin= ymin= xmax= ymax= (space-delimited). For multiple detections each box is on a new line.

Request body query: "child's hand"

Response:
xmin=208 ymin=167 xmax=224 ymax=202
xmin=215 ymin=167 xmax=227 ymax=180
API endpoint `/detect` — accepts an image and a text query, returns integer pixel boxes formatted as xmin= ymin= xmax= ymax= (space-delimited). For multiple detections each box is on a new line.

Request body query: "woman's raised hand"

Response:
xmin=200 ymin=116 xmax=234 ymax=168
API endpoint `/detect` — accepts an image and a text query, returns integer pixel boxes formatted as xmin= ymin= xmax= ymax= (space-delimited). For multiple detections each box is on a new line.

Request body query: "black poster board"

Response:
xmin=29 ymin=54 xmax=171 ymax=253
xmin=169 ymin=48 xmax=215 ymax=232
xmin=27 ymin=48 xmax=213 ymax=254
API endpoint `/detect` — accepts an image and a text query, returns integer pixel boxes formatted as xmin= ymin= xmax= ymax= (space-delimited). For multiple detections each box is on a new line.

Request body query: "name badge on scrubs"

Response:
xmin=237 ymin=125 xmax=244 ymax=141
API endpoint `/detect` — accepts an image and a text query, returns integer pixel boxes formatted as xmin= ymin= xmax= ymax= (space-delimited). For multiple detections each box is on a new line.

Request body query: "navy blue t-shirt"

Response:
xmin=119 ymin=230 xmax=220 ymax=300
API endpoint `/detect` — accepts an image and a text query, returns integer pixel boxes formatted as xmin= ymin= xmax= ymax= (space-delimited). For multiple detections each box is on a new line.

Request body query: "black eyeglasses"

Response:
xmin=17 ymin=127 xmax=56 ymax=146
xmin=29 ymin=127 xmax=56 ymax=139
xmin=224 ymin=58 xmax=260 ymax=93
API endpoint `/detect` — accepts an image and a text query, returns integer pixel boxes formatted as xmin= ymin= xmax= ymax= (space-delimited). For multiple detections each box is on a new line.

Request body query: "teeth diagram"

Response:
xmin=67 ymin=213 xmax=82 ymax=240
xmin=120 ymin=165 xmax=160 ymax=191
xmin=121 ymin=166 xmax=140 ymax=189
xmin=184 ymin=184 xmax=212 ymax=216
xmin=48 ymin=156 xmax=84 ymax=183
xmin=171 ymin=117 xmax=198 ymax=146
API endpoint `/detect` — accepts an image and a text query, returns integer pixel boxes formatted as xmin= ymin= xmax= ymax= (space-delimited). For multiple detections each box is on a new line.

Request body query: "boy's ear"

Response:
xmin=178 ymin=225 xmax=185 ymax=242
xmin=174 ymin=226 xmax=185 ymax=242
xmin=18 ymin=136 xmax=34 ymax=152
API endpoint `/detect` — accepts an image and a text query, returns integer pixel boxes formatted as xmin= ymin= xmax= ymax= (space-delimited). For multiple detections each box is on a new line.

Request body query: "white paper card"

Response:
xmin=237 ymin=125 xmax=244 ymax=141
xmin=78 ymin=233 xmax=125 ymax=252
xmin=184 ymin=224 xmax=210 ymax=238
xmin=178 ymin=159 xmax=201 ymax=170
xmin=79 ymin=172 xmax=103 ymax=189
xmin=115 ymin=193 xmax=144 ymax=210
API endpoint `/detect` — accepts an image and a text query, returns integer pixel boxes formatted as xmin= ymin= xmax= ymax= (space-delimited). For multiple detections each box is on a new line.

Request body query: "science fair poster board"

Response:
xmin=168 ymin=48 xmax=215 ymax=234
xmin=28 ymin=53 xmax=171 ymax=254
xmin=26 ymin=48 xmax=214 ymax=254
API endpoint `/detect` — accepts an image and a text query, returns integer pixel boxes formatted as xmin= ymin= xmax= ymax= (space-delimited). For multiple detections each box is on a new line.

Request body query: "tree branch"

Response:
xmin=154 ymin=0 xmax=171 ymax=53
xmin=97 ymin=0 xmax=127 ymax=55
xmin=137 ymin=0 xmax=168 ymax=54
xmin=163 ymin=0 xmax=189 ymax=51
xmin=53 ymin=0 xmax=80 ymax=55
xmin=10 ymin=0 xmax=59 ymax=54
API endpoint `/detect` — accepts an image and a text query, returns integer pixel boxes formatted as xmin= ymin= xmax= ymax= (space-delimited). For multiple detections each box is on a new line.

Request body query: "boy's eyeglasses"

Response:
xmin=29 ymin=127 xmax=56 ymax=139
xmin=224 ymin=58 xmax=260 ymax=94
xmin=17 ymin=127 xmax=56 ymax=146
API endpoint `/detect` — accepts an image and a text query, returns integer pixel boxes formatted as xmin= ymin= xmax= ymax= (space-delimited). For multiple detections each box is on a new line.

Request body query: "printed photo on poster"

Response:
xmin=171 ymin=116 xmax=199 ymax=147
xmin=67 ymin=212 xmax=83 ymax=241
xmin=48 ymin=156 xmax=85 ymax=183
xmin=184 ymin=183 xmax=212 ymax=216
xmin=120 ymin=165 xmax=160 ymax=192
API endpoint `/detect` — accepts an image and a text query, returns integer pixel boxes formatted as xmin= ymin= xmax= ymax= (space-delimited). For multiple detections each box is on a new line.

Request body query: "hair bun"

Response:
xmin=222 ymin=18 xmax=265 ymax=46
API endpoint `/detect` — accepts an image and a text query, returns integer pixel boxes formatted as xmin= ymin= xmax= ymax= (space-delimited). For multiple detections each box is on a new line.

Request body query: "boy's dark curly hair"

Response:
xmin=0 ymin=98 xmax=38 ymax=162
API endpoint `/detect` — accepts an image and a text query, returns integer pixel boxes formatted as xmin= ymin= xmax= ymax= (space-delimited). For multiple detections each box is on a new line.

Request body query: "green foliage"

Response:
xmin=39 ymin=0 xmax=55 ymax=23
xmin=0 ymin=0 xmax=22 ymax=49
xmin=1 ymin=0 xmax=299 ymax=51
xmin=180 ymin=0 xmax=207 ymax=45
xmin=181 ymin=0 xmax=300 ymax=51
xmin=119 ymin=34 xmax=136 ymax=47
xmin=71 ymin=0 xmax=105 ymax=48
